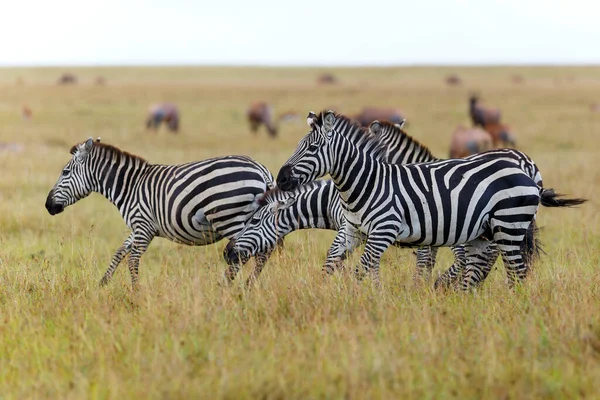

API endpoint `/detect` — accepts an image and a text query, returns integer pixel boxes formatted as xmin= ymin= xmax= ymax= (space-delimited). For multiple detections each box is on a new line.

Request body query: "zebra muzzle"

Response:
xmin=223 ymin=240 xmax=248 ymax=266
xmin=45 ymin=193 xmax=65 ymax=215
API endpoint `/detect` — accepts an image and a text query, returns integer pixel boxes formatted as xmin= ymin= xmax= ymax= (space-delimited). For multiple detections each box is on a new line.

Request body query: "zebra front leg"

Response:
xmin=245 ymin=251 xmax=273 ymax=288
xmin=322 ymin=221 xmax=361 ymax=275
xmin=355 ymin=233 xmax=395 ymax=288
xmin=414 ymin=246 xmax=438 ymax=282
xmin=434 ymin=245 xmax=466 ymax=290
xmin=99 ymin=233 xmax=134 ymax=287
xmin=127 ymin=230 xmax=154 ymax=290
xmin=460 ymin=239 xmax=494 ymax=291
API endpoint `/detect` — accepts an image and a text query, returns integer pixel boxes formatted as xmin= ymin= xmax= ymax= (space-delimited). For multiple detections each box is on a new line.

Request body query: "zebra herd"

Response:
xmin=45 ymin=111 xmax=586 ymax=290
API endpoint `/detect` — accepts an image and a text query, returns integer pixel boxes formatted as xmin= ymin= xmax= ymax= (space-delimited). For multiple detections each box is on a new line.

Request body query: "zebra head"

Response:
xmin=223 ymin=194 xmax=296 ymax=265
xmin=276 ymin=110 xmax=337 ymax=191
xmin=45 ymin=137 xmax=97 ymax=215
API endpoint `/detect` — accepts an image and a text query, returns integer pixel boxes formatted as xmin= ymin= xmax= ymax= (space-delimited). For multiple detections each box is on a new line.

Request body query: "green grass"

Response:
xmin=0 ymin=66 xmax=598 ymax=399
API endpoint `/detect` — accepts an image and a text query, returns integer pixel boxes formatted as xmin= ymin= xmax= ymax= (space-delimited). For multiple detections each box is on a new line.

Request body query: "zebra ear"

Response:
xmin=273 ymin=197 xmax=295 ymax=213
xmin=84 ymin=137 xmax=94 ymax=151
xmin=396 ymin=119 xmax=406 ymax=129
xmin=323 ymin=111 xmax=336 ymax=132
xmin=306 ymin=111 xmax=318 ymax=128
xmin=369 ymin=120 xmax=382 ymax=135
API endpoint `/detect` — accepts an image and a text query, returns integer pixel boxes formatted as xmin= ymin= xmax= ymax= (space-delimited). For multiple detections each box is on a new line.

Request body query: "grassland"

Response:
xmin=0 ymin=66 xmax=598 ymax=399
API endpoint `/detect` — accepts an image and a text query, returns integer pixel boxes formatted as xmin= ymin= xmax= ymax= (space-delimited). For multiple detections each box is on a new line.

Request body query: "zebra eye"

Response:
xmin=62 ymin=169 xmax=70 ymax=177
xmin=307 ymin=143 xmax=319 ymax=151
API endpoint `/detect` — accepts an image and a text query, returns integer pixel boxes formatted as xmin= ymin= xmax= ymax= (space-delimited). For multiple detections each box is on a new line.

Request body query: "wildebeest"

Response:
xmin=484 ymin=122 xmax=516 ymax=147
xmin=352 ymin=107 xmax=405 ymax=127
xmin=57 ymin=73 xmax=77 ymax=85
xmin=446 ymin=74 xmax=462 ymax=86
xmin=469 ymin=95 xmax=501 ymax=127
xmin=146 ymin=103 xmax=180 ymax=133
xmin=247 ymin=101 xmax=277 ymax=137
xmin=317 ymin=73 xmax=337 ymax=85
xmin=449 ymin=125 xmax=493 ymax=158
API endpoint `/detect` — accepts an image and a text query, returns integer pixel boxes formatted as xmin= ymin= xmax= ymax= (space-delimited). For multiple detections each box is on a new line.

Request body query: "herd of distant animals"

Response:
xmin=44 ymin=96 xmax=587 ymax=290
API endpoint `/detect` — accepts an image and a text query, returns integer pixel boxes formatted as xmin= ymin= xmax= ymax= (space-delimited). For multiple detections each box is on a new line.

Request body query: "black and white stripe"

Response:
xmin=276 ymin=111 xmax=584 ymax=289
xmin=45 ymin=137 xmax=275 ymax=287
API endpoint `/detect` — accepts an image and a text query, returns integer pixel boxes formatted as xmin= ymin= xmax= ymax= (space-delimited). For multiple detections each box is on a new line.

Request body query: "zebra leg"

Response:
xmin=496 ymin=239 xmax=529 ymax=289
xmin=322 ymin=221 xmax=361 ymax=275
xmin=245 ymin=251 xmax=273 ymax=288
xmin=460 ymin=239 xmax=494 ymax=291
xmin=99 ymin=233 xmax=134 ymax=287
xmin=434 ymin=245 xmax=466 ymax=290
xmin=355 ymin=233 xmax=395 ymax=288
xmin=414 ymin=246 xmax=438 ymax=282
xmin=127 ymin=231 xmax=154 ymax=289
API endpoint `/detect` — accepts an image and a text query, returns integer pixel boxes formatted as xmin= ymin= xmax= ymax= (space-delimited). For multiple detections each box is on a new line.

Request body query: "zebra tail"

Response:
xmin=523 ymin=221 xmax=544 ymax=267
xmin=540 ymin=188 xmax=587 ymax=208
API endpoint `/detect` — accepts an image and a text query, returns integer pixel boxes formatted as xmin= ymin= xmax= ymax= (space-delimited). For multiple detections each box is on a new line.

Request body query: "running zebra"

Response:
xmin=225 ymin=120 xmax=545 ymax=288
xmin=45 ymin=138 xmax=275 ymax=288
xmin=275 ymin=111 xmax=585 ymax=289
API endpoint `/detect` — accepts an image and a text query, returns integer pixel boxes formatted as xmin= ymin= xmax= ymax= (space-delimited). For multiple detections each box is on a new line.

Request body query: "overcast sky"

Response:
xmin=1 ymin=0 xmax=598 ymax=66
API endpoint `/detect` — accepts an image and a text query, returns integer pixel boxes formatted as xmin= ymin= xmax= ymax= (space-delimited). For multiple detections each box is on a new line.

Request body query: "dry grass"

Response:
xmin=0 ymin=66 xmax=598 ymax=399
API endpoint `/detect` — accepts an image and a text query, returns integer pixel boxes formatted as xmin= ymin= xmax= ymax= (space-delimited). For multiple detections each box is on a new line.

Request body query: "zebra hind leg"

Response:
xmin=461 ymin=239 xmax=495 ymax=291
xmin=414 ymin=246 xmax=437 ymax=283
xmin=434 ymin=245 xmax=466 ymax=290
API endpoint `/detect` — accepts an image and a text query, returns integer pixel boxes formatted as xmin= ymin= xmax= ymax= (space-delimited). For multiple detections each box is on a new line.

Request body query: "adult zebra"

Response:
xmin=275 ymin=111 xmax=585 ymax=289
xmin=45 ymin=138 xmax=275 ymax=288
xmin=224 ymin=120 xmax=545 ymax=288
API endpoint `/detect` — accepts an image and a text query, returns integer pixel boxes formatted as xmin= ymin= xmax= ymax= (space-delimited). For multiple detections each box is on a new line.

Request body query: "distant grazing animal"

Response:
xmin=469 ymin=95 xmax=501 ymax=127
xmin=146 ymin=103 xmax=180 ymax=133
xmin=21 ymin=105 xmax=32 ymax=121
xmin=352 ymin=107 xmax=405 ymax=127
xmin=317 ymin=73 xmax=337 ymax=85
xmin=446 ymin=74 xmax=462 ymax=86
xmin=95 ymin=76 xmax=106 ymax=85
xmin=511 ymin=75 xmax=525 ymax=84
xmin=247 ymin=101 xmax=277 ymax=137
xmin=44 ymin=138 xmax=275 ymax=288
xmin=484 ymin=122 xmax=516 ymax=148
xmin=449 ymin=125 xmax=493 ymax=158
xmin=57 ymin=73 xmax=77 ymax=85
xmin=275 ymin=111 xmax=585 ymax=290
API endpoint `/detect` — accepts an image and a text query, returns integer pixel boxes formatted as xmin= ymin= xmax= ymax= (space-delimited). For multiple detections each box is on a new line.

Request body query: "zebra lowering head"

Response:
xmin=45 ymin=137 xmax=98 ymax=215
xmin=277 ymin=110 xmax=384 ymax=190
xmin=224 ymin=189 xmax=296 ymax=265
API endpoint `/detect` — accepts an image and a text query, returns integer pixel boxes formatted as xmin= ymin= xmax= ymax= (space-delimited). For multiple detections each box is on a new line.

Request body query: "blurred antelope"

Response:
xmin=469 ymin=95 xmax=501 ymax=127
xmin=146 ymin=103 xmax=180 ymax=133
xmin=484 ymin=122 xmax=516 ymax=148
xmin=247 ymin=101 xmax=277 ymax=137
xmin=446 ymin=74 xmax=462 ymax=86
xmin=352 ymin=107 xmax=405 ymax=127
xmin=449 ymin=125 xmax=493 ymax=158
xmin=57 ymin=73 xmax=77 ymax=85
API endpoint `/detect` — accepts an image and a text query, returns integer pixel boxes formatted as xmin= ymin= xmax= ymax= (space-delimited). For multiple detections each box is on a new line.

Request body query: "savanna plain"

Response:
xmin=0 ymin=66 xmax=598 ymax=399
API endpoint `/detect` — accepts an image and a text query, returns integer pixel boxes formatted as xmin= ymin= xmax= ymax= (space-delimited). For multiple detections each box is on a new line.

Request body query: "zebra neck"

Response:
xmin=329 ymin=143 xmax=378 ymax=208
xmin=93 ymin=157 xmax=149 ymax=211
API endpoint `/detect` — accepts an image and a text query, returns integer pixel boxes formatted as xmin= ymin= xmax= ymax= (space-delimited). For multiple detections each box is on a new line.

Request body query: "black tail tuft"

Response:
xmin=523 ymin=221 xmax=544 ymax=267
xmin=540 ymin=188 xmax=587 ymax=208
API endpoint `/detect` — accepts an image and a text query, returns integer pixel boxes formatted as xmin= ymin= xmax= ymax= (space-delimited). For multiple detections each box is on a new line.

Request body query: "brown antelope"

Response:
xmin=57 ymin=73 xmax=77 ymax=85
xmin=449 ymin=125 xmax=493 ymax=158
xmin=446 ymin=74 xmax=462 ymax=86
xmin=484 ymin=122 xmax=516 ymax=148
xmin=317 ymin=73 xmax=337 ymax=85
xmin=352 ymin=107 xmax=405 ymax=127
xmin=469 ymin=95 xmax=501 ymax=127
xmin=146 ymin=103 xmax=180 ymax=133
xmin=247 ymin=101 xmax=277 ymax=137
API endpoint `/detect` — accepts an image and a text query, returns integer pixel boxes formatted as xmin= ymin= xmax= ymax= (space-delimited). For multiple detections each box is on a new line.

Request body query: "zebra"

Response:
xmin=225 ymin=120 xmax=545 ymax=288
xmin=275 ymin=111 xmax=585 ymax=289
xmin=45 ymin=137 xmax=276 ymax=288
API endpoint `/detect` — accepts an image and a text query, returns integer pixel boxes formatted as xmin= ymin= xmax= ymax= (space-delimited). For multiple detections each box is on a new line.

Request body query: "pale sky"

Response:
xmin=1 ymin=0 xmax=599 ymax=66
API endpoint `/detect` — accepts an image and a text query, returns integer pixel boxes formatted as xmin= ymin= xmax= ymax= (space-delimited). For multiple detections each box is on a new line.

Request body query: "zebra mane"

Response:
xmin=70 ymin=141 xmax=148 ymax=164
xmin=315 ymin=110 xmax=388 ymax=161
xmin=256 ymin=180 xmax=329 ymax=208
xmin=374 ymin=120 xmax=437 ymax=161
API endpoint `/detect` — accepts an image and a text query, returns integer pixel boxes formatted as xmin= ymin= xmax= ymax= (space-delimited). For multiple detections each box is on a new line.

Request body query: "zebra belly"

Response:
xmin=158 ymin=209 xmax=224 ymax=246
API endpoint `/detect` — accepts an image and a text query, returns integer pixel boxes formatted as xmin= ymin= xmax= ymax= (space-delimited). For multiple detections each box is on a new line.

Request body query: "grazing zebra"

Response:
xmin=276 ymin=111 xmax=585 ymax=289
xmin=225 ymin=120 xmax=545 ymax=287
xmin=45 ymin=138 xmax=275 ymax=288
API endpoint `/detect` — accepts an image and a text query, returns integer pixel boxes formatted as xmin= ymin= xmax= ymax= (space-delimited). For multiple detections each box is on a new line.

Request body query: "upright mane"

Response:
xmin=375 ymin=120 xmax=438 ymax=161
xmin=256 ymin=180 xmax=330 ymax=208
xmin=70 ymin=141 xmax=148 ymax=164
xmin=315 ymin=110 xmax=388 ymax=161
